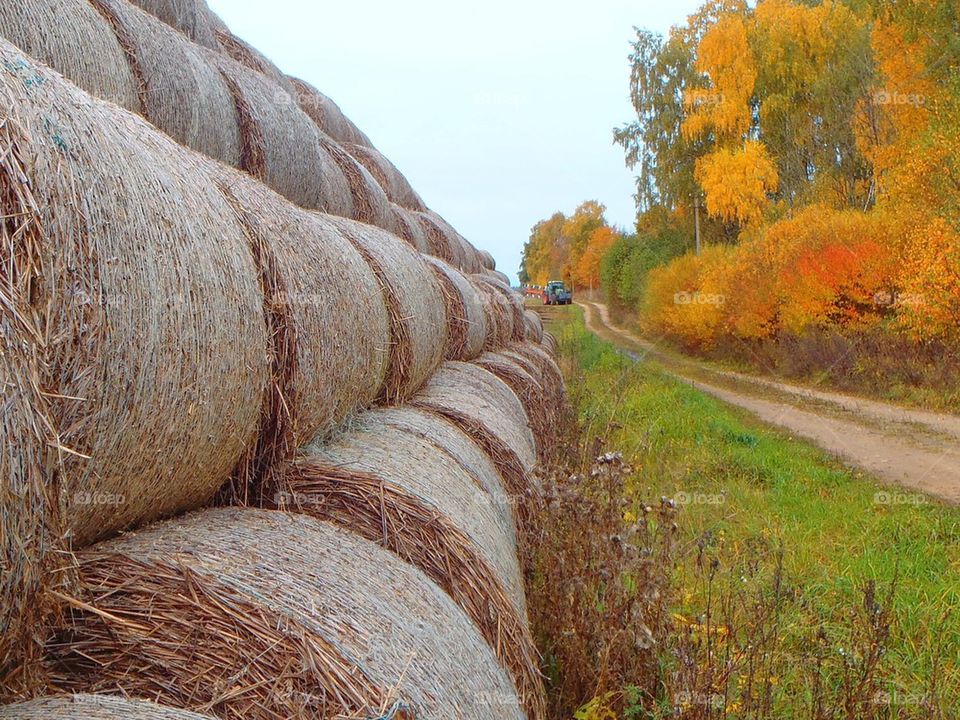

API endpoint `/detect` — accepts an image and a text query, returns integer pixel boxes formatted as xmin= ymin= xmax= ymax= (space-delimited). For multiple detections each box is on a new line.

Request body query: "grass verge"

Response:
xmin=534 ymin=306 xmax=959 ymax=718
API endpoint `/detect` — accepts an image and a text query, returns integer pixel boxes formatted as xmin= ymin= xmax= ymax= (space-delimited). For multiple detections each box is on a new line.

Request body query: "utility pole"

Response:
xmin=694 ymin=195 xmax=702 ymax=257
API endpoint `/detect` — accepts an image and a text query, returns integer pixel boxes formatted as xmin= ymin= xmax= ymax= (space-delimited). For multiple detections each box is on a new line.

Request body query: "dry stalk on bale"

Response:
xmin=43 ymin=508 xmax=525 ymax=720
xmin=128 ymin=0 xmax=219 ymax=48
xmin=0 ymin=0 xmax=142 ymax=113
xmin=288 ymin=76 xmax=373 ymax=149
xmin=89 ymin=0 xmax=241 ymax=165
xmin=423 ymin=256 xmax=487 ymax=361
xmin=213 ymin=168 xmax=390 ymax=502
xmin=412 ymin=362 xmax=539 ymax=535
xmin=0 ymin=695 xmax=216 ymax=720
xmin=345 ymin=144 xmax=425 ymax=211
xmin=329 ymin=218 xmax=446 ymax=404
xmin=216 ymin=55 xmax=352 ymax=213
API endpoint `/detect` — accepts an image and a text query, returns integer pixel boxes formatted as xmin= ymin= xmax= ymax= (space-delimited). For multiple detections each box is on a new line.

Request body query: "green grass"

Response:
xmin=550 ymin=306 xmax=960 ymax=712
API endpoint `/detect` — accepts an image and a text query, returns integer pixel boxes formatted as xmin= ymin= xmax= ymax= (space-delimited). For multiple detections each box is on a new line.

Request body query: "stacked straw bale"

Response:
xmin=346 ymin=143 xmax=425 ymax=211
xmin=0 ymin=42 xmax=270 ymax=545
xmin=0 ymin=41 xmax=271 ymax=679
xmin=474 ymin=352 xmax=552 ymax=461
xmin=212 ymin=26 xmax=294 ymax=92
xmin=43 ymin=508 xmax=525 ymax=720
xmin=484 ymin=268 xmax=514 ymax=288
xmin=472 ymin=277 xmax=516 ymax=348
xmin=479 ymin=249 xmax=497 ymax=270
xmin=89 ymin=0 xmax=241 ymax=165
xmin=275 ymin=411 xmax=546 ymax=718
xmin=424 ymin=257 xmax=488 ymax=360
xmin=215 ymin=54 xmax=352 ymax=214
xmin=411 ymin=210 xmax=458 ymax=263
xmin=542 ymin=331 xmax=558 ymax=356
xmin=317 ymin=134 xmax=398 ymax=230
xmin=0 ymin=696 xmax=215 ymax=720
xmin=289 ymin=76 xmax=374 ymax=149
xmin=524 ymin=309 xmax=545 ymax=342
xmin=391 ymin=205 xmax=432 ymax=253
xmin=128 ymin=0 xmax=219 ymax=48
xmin=329 ymin=218 xmax=446 ymax=403
xmin=213 ymin=169 xmax=390 ymax=499
xmin=0 ymin=0 xmax=142 ymax=112
xmin=475 ymin=277 xmax=526 ymax=342
xmin=413 ymin=362 xmax=538 ymax=531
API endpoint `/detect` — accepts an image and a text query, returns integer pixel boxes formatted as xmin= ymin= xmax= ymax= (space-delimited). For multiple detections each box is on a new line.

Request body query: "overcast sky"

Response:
xmin=206 ymin=0 xmax=705 ymax=282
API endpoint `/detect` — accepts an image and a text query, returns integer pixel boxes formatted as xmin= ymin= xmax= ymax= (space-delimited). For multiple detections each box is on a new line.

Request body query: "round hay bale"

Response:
xmin=482 ymin=268 xmax=515 ymax=289
xmin=541 ymin=331 xmax=558 ymax=356
xmin=288 ymin=76 xmax=373 ymax=148
xmin=423 ymin=256 xmax=487 ymax=361
xmin=213 ymin=28 xmax=294 ymax=93
xmin=213 ymin=168 xmax=390 ymax=497
xmin=479 ymin=249 xmax=497 ymax=270
xmin=412 ymin=210 xmax=456 ymax=262
xmin=317 ymin=134 xmax=398 ymax=230
xmin=128 ymin=0 xmax=218 ymax=48
xmin=0 ymin=0 xmax=142 ymax=112
xmin=412 ymin=362 xmax=537 ymax=530
xmin=504 ymin=342 xmax=566 ymax=415
xmin=472 ymin=277 xmax=516 ymax=348
xmin=0 ymin=695 xmax=215 ymax=719
xmin=89 ymin=0 xmax=240 ymax=166
xmin=45 ymin=508 xmax=526 ymax=720
xmin=391 ymin=205 xmax=431 ymax=253
xmin=0 ymin=43 xmax=269 ymax=547
xmin=216 ymin=55 xmax=352 ymax=214
xmin=524 ymin=309 xmax=544 ymax=343
xmin=474 ymin=352 xmax=556 ymax=463
xmin=328 ymin=218 xmax=446 ymax=403
xmin=345 ymin=143 xmax=425 ymax=211
xmin=276 ymin=413 xmax=546 ymax=719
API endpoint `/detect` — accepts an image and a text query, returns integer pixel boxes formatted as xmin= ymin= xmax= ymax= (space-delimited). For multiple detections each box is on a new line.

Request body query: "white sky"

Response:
xmin=206 ymin=0 xmax=705 ymax=282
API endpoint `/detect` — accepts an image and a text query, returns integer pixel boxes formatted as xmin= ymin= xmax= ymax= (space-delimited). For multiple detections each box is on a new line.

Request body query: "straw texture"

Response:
xmin=213 ymin=168 xmax=390 ymax=498
xmin=0 ymin=695 xmax=215 ymax=720
xmin=213 ymin=27 xmax=294 ymax=92
xmin=424 ymin=257 xmax=487 ymax=360
xmin=216 ymin=55 xmax=352 ymax=213
xmin=0 ymin=44 xmax=269 ymax=547
xmin=129 ymin=0 xmax=218 ymax=48
xmin=345 ymin=143 xmax=425 ymax=211
xmin=479 ymin=249 xmax=497 ymax=270
xmin=289 ymin=76 xmax=373 ymax=149
xmin=277 ymin=413 xmax=545 ymax=718
xmin=318 ymin=135 xmax=397 ymax=229
xmin=390 ymin=205 xmax=431 ymax=254
xmin=413 ymin=362 xmax=537 ymax=533
xmin=329 ymin=218 xmax=446 ymax=403
xmin=524 ymin=309 xmax=544 ymax=343
xmin=542 ymin=331 xmax=558 ymax=356
xmin=90 ymin=0 xmax=240 ymax=165
xmin=44 ymin=508 xmax=525 ymax=720
xmin=0 ymin=0 xmax=142 ymax=112
xmin=472 ymin=277 xmax=516 ymax=349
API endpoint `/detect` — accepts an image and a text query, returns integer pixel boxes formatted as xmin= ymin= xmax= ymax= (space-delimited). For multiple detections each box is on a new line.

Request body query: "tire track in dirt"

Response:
xmin=575 ymin=300 xmax=960 ymax=505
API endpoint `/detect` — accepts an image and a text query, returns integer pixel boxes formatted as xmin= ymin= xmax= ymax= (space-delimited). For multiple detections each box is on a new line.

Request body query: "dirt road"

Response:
xmin=575 ymin=300 xmax=960 ymax=504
